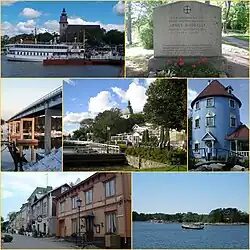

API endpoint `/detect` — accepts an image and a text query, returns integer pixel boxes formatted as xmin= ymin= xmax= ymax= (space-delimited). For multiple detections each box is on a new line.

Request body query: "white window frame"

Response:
xmin=60 ymin=201 xmax=65 ymax=213
xmin=105 ymin=179 xmax=115 ymax=197
xmin=195 ymin=101 xmax=200 ymax=110
xmin=230 ymin=113 xmax=237 ymax=127
xmin=85 ymin=189 xmax=93 ymax=205
xmin=194 ymin=117 xmax=200 ymax=128
xmin=206 ymin=97 xmax=214 ymax=107
xmin=194 ymin=143 xmax=199 ymax=152
xmin=71 ymin=196 xmax=78 ymax=209
xmin=205 ymin=111 xmax=215 ymax=127
xmin=229 ymin=99 xmax=236 ymax=109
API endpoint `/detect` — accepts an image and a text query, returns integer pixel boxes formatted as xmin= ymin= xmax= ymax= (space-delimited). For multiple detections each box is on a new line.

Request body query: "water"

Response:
xmin=1 ymin=56 xmax=122 ymax=77
xmin=1 ymin=137 xmax=62 ymax=171
xmin=133 ymin=222 xmax=249 ymax=249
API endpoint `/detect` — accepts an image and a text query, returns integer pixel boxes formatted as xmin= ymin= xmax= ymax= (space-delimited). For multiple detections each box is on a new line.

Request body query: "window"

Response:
xmin=85 ymin=190 xmax=93 ymax=205
xmin=105 ymin=179 xmax=115 ymax=197
xmin=195 ymin=118 xmax=200 ymax=128
xmin=206 ymin=111 xmax=215 ymax=127
xmin=60 ymin=201 xmax=65 ymax=213
xmin=230 ymin=141 xmax=236 ymax=151
xmin=106 ymin=213 xmax=116 ymax=233
xmin=206 ymin=98 xmax=214 ymax=107
xmin=230 ymin=114 xmax=236 ymax=127
xmin=71 ymin=196 xmax=78 ymax=209
xmin=195 ymin=102 xmax=200 ymax=110
xmin=71 ymin=218 xmax=77 ymax=233
xmin=206 ymin=117 xmax=214 ymax=127
xmin=229 ymin=99 xmax=235 ymax=108
xmin=194 ymin=143 xmax=199 ymax=152
xmin=43 ymin=201 xmax=47 ymax=215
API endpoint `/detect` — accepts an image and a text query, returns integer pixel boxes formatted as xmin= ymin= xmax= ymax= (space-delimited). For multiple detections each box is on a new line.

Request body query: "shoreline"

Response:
xmin=134 ymin=221 xmax=249 ymax=226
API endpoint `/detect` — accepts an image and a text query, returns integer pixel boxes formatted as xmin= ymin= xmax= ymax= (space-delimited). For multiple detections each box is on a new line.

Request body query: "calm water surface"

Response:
xmin=133 ymin=222 xmax=249 ymax=249
xmin=1 ymin=137 xmax=62 ymax=171
xmin=1 ymin=56 xmax=122 ymax=77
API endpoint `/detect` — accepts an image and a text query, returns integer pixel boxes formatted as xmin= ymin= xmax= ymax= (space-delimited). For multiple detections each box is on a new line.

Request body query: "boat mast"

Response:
xmin=83 ymin=28 xmax=85 ymax=50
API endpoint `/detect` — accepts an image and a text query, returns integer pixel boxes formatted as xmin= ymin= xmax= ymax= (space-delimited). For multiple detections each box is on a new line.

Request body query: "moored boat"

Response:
xmin=182 ymin=223 xmax=204 ymax=230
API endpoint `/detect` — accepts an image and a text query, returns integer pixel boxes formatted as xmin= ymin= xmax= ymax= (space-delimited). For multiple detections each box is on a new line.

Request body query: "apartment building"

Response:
xmin=31 ymin=184 xmax=70 ymax=235
xmin=55 ymin=172 xmax=131 ymax=248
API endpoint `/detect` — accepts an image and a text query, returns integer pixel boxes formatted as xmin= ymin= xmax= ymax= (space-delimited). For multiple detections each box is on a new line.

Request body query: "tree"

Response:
xmin=92 ymin=108 xmax=129 ymax=142
xmin=143 ymin=79 xmax=187 ymax=146
xmin=80 ymin=118 xmax=94 ymax=129
xmin=103 ymin=30 xmax=125 ymax=45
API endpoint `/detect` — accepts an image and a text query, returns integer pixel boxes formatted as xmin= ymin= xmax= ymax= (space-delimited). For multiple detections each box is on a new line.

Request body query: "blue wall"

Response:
xmin=192 ymin=96 xmax=240 ymax=158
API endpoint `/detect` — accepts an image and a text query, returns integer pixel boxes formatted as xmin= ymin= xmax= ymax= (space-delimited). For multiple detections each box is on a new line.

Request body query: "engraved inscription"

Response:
xmin=169 ymin=16 xmax=208 ymax=34
xmin=161 ymin=45 xmax=214 ymax=56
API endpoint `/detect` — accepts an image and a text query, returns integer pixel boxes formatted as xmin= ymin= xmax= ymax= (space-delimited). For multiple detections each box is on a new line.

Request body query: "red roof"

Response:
xmin=226 ymin=125 xmax=249 ymax=140
xmin=191 ymin=80 xmax=242 ymax=108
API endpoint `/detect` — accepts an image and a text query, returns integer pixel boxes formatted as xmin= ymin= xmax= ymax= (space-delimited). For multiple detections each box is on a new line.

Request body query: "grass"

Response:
xmin=134 ymin=165 xmax=187 ymax=172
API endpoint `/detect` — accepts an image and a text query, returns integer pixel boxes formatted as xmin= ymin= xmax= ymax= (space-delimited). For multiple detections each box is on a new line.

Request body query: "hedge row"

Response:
xmin=126 ymin=147 xmax=187 ymax=165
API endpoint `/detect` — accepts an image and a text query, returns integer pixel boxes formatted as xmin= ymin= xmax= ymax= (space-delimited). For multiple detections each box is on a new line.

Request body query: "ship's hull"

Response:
xmin=6 ymin=54 xmax=45 ymax=62
xmin=182 ymin=225 xmax=204 ymax=230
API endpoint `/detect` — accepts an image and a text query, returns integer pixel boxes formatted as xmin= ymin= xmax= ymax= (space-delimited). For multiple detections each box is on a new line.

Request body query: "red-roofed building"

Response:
xmin=191 ymin=80 xmax=249 ymax=160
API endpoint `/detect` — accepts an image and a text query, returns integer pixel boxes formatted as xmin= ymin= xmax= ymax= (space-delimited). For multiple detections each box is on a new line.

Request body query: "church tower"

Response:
xmin=59 ymin=8 xmax=68 ymax=38
xmin=122 ymin=100 xmax=134 ymax=119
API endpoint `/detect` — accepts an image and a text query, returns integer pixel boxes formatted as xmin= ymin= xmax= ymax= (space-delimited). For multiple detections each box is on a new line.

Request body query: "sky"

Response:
xmin=133 ymin=173 xmax=249 ymax=214
xmin=188 ymin=79 xmax=249 ymax=125
xmin=1 ymin=172 xmax=94 ymax=220
xmin=1 ymin=79 xmax=63 ymax=120
xmin=1 ymin=0 xmax=124 ymax=37
xmin=63 ymin=78 xmax=156 ymax=134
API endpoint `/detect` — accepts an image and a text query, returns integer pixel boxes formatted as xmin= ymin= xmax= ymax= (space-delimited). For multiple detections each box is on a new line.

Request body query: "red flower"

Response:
xmin=174 ymin=61 xmax=177 ymax=66
xmin=192 ymin=64 xmax=196 ymax=68
xmin=178 ymin=57 xmax=183 ymax=61
xmin=179 ymin=61 xmax=184 ymax=66
xmin=201 ymin=58 xmax=207 ymax=62
xmin=197 ymin=60 xmax=201 ymax=64
xmin=165 ymin=60 xmax=169 ymax=65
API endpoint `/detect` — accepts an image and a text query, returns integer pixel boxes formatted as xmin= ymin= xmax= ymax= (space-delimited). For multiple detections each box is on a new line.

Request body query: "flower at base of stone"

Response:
xmin=174 ymin=61 xmax=177 ymax=66
xmin=201 ymin=58 xmax=207 ymax=63
xmin=165 ymin=60 xmax=169 ymax=65
xmin=197 ymin=60 xmax=201 ymax=64
xmin=179 ymin=61 xmax=184 ymax=66
xmin=178 ymin=57 xmax=183 ymax=61
xmin=192 ymin=64 xmax=196 ymax=68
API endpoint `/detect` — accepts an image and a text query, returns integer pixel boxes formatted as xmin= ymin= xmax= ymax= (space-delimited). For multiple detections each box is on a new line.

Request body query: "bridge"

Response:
xmin=7 ymin=87 xmax=62 ymax=154
xmin=63 ymin=140 xmax=127 ymax=170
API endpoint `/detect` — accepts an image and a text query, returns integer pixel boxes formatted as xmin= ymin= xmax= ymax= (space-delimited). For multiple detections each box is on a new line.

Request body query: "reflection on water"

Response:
xmin=1 ymin=137 xmax=62 ymax=171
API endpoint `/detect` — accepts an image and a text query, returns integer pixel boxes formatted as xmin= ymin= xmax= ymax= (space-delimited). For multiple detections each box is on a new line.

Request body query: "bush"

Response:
xmin=118 ymin=144 xmax=127 ymax=153
xmin=126 ymin=147 xmax=187 ymax=165
xmin=71 ymin=233 xmax=77 ymax=238
xmin=242 ymin=160 xmax=249 ymax=168
xmin=3 ymin=234 xmax=13 ymax=243
xmin=140 ymin=24 xmax=153 ymax=49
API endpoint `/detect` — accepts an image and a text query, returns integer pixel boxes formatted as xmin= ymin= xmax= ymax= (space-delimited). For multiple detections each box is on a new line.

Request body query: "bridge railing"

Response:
xmin=9 ymin=86 xmax=62 ymax=121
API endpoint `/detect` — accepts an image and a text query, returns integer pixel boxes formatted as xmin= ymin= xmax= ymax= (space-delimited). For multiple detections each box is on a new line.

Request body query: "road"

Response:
xmin=2 ymin=234 xmax=75 ymax=249
xmin=222 ymin=36 xmax=249 ymax=50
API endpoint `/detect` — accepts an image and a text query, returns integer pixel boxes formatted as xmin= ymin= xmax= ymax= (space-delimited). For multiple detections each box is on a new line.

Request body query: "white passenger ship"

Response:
xmin=5 ymin=42 xmax=124 ymax=62
xmin=5 ymin=42 xmax=84 ymax=62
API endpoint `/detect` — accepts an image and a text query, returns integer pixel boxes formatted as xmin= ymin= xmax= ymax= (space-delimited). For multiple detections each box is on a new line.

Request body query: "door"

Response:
xmin=85 ymin=216 xmax=94 ymax=241
xmin=59 ymin=220 xmax=65 ymax=237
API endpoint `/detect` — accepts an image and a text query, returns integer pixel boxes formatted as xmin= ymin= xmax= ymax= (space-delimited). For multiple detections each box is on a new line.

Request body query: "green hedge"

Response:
xmin=126 ymin=147 xmax=187 ymax=165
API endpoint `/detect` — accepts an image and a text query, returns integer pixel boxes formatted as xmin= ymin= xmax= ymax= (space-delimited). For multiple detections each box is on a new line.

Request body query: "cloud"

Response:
xmin=1 ymin=0 xmax=19 ymax=6
xmin=2 ymin=190 xmax=13 ymax=199
xmin=88 ymin=91 xmax=117 ymax=113
xmin=112 ymin=79 xmax=147 ymax=112
xmin=71 ymin=98 xmax=76 ymax=101
xmin=113 ymin=1 xmax=124 ymax=16
xmin=20 ymin=8 xmax=41 ymax=18
xmin=188 ymin=88 xmax=198 ymax=108
xmin=44 ymin=20 xmax=59 ymax=32
xmin=64 ymin=111 xmax=94 ymax=126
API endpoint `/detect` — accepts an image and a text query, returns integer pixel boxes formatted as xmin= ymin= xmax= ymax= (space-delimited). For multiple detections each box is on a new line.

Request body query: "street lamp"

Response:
xmin=76 ymin=197 xmax=82 ymax=245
